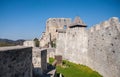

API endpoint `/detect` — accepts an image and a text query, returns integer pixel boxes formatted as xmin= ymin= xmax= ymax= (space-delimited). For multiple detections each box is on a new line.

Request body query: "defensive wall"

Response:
xmin=56 ymin=17 xmax=120 ymax=77
xmin=0 ymin=46 xmax=56 ymax=77
xmin=87 ymin=17 xmax=120 ymax=77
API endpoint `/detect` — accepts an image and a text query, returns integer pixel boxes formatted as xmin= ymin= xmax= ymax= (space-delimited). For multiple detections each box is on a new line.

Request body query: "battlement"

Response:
xmin=89 ymin=17 xmax=119 ymax=32
xmin=46 ymin=18 xmax=71 ymax=25
xmin=47 ymin=18 xmax=71 ymax=21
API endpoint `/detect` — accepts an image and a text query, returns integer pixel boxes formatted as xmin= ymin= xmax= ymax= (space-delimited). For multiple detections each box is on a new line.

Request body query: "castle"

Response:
xmin=40 ymin=16 xmax=120 ymax=77
xmin=8 ymin=16 xmax=120 ymax=77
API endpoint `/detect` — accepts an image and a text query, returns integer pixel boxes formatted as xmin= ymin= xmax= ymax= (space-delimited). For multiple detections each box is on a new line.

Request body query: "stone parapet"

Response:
xmin=0 ymin=46 xmax=32 ymax=77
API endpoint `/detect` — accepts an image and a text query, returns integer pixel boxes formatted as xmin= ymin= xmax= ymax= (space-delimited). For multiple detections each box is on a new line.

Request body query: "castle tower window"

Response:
xmin=64 ymin=19 xmax=66 ymax=22
xmin=64 ymin=25 xmax=67 ymax=29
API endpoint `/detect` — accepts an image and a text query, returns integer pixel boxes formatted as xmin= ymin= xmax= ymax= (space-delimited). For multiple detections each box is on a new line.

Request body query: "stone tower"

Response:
xmin=46 ymin=18 xmax=71 ymax=40
xmin=56 ymin=16 xmax=88 ymax=64
xmin=39 ymin=18 xmax=71 ymax=48
xmin=65 ymin=16 xmax=88 ymax=63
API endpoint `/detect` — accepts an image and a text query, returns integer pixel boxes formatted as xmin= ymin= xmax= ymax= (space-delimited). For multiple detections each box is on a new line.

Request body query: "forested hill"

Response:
xmin=0 ymin=38 xmax=25 ymax=47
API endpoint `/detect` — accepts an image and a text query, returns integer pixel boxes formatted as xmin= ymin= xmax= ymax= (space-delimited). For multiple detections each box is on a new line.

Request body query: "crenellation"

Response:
xmin=95 ymin=24 xmax=101 ymax=30
xmin=109 ymin=17 xmax=119 ymax=26
xmin=100 ymin=21 xmax=110 ymax=28
xmin=89 ymin=26 xmax=95 ymax=32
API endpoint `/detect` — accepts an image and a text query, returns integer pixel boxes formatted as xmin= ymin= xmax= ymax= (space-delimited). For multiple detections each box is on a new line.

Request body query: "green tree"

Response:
xmin=34 ymin=38 xmax=39 ymax=47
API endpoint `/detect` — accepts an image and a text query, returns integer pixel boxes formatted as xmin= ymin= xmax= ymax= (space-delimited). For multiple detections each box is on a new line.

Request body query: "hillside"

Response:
xmin=0 ymin=38 xmax=25 ymax=47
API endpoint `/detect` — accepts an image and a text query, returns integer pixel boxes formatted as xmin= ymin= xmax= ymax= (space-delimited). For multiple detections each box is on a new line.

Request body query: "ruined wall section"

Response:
xmin=39 ymin=32 xmax=50 ymax=48
xmin=40 ymin=18 xmax=71 ymax=48
xmin=88 ymin=17 xmax=120 ymax=77
xmin=32 ymin=48 xmax=48 ymax=76
xmin=65 ymin=27 xmax=88 ymax=64
xmin=32 ymin=47 xmax=42 ymax=76
xmin=46 ymin=18 xmax=71 ymax=40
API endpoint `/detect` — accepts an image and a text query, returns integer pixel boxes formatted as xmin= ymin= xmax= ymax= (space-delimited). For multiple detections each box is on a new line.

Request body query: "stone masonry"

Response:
xmin=23 ymin=40 xmax=35 ymax=47
xmin=56 ymin=16 xmax=120 ymax=77
xmin=32 ymin=47 xmax=56 ymax=77
xmin=46 ymin=18 xmax=71 ymax=40
xmin=39 ymin=18 xmax=71 ymax=48
xmin=87 ymin=17 xmax=120 ymax=77
xmin=0 ymin=46 xmax=32 ymax=77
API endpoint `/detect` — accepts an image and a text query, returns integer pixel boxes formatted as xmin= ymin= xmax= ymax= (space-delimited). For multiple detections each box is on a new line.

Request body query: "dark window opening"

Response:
xmin=64 ymin=19 xmax=66 ymax=22
xmin=64 ymin=25 xmax=67 ymax=29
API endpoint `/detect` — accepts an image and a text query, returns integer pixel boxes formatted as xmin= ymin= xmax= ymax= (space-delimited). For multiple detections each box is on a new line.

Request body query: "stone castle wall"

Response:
xmin=56 ymin=17 xmax=120 ymax=77
xmin=87 ymin=17 xmax=120 ymax=77
xmin=65 ymin=27 xmax=88 ymax=64
xmin=56 ymin=27 xmax=88 ymax=65
xmin=32 ymin=47 xmax=55 ymax=76
xmin=56 ymin=31 xmax=66 ymax=57
xmin=32 ymin=48 xmax=49 ymax=76
xmin=0 ymin=46 xmax=49 ymax=77
xmin=32 ymin=47 xmax=42 ymax=76
xmin=0 ymin=46 xmax=32 ymax=77
xmin=39 ymin=32 xmax=50 ymax=47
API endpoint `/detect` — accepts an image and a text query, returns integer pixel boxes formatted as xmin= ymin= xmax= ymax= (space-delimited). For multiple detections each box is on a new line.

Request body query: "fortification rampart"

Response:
xmin=56 ymin=17 xmax=120 ymax=77
xmin=87 ymin=17 xmax=120 ymax=77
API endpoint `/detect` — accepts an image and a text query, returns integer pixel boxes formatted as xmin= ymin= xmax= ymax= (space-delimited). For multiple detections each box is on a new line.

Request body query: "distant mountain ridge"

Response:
xmin=0 ymin=38 xmax=25 ymax=47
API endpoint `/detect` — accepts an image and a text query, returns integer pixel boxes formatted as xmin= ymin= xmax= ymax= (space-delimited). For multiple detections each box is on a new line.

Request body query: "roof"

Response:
xmin=69 ymin=16 xmax=87 ymax=28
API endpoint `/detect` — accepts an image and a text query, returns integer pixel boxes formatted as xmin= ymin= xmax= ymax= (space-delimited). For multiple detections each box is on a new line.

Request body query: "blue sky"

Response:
xmin=0 ymin=0 xmax=120 ymax=40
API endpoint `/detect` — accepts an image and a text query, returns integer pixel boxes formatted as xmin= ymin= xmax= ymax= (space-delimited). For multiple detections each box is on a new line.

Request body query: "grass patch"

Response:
xmin=49 ymin=57 xmax=55 ymax=64
xmin=49 ymin=58 xmax=102 ymax=77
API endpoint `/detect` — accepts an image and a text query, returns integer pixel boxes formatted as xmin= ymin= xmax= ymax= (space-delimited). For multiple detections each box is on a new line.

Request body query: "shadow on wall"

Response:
xmin=32 ymin=67 xmax=42 ymax=77
xmin=32 ymin=63 xmax=56 ymax=77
